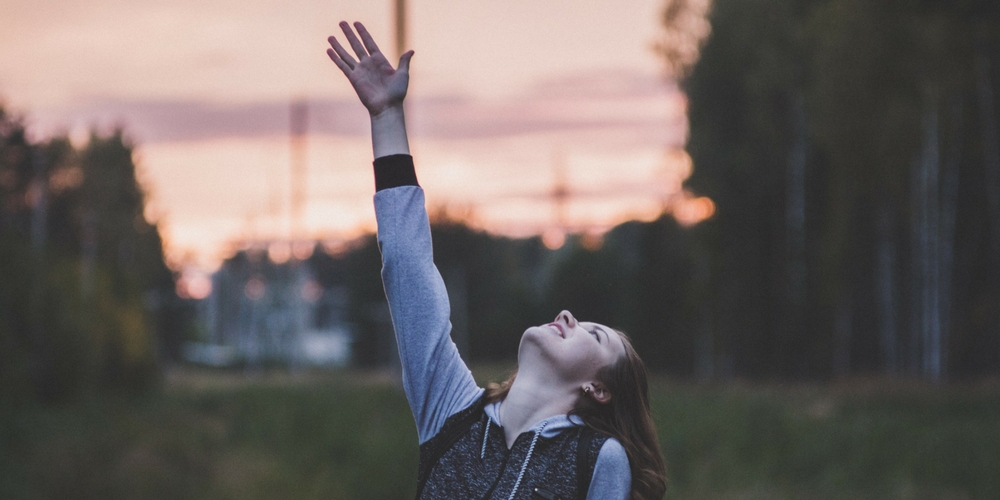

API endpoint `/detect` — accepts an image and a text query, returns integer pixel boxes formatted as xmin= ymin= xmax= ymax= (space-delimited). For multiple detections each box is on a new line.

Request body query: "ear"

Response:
xmin=586 ymin=382 xmax=612 ymax=404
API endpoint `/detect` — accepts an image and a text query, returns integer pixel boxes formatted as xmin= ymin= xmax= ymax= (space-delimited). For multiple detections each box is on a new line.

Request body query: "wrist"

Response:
xmin=369 ymin=103 xmax=405 ymax=122
xmin=370 ymin=104 xmax=410 ymax=159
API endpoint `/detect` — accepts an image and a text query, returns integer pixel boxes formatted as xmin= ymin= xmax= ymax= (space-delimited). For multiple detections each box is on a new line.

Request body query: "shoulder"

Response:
xmin=588 ymin=437 xmax=631 ymax=500
xmin=595 ymin=437 xmax=629 ymax=470
xmin=420 ymin=393 xmax=487 ymax=452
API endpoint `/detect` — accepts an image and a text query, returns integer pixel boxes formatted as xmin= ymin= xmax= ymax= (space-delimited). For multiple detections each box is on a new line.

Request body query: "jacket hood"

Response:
xmin=484 ymin=400 xmax=585 ymax=439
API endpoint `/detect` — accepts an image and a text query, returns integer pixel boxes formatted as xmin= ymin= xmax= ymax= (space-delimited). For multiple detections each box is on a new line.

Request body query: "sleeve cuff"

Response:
xmin=373 ymin=154 xmax=419 ymax=192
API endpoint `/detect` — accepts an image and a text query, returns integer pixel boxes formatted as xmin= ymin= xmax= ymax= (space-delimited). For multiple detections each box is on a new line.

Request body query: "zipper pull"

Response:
xmin=531 ymin=487 xmax=561 ymax=500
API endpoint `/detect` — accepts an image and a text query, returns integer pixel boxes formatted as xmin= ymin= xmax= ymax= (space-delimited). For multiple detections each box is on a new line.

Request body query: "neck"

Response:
xmin=498 ymin=372 xmax=577 ymax=449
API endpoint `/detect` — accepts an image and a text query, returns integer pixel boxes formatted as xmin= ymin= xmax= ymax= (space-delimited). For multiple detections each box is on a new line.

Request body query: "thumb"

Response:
xmin=397 ymin=50 xmax=414 ymax=73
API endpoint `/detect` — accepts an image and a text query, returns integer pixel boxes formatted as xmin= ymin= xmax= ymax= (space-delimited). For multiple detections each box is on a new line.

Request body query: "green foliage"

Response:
xmin=332 ymin=212 xmax=551 ymax=367
xmin=545 ymin=218 xmax=703 ymax=374
xmin=332 ymin=209 xmax=705 ymax=372
xmin=0 ymin=105 xmax=179 ymax=403
xmin=0 ymin=373 xmax=419 ymax=500
xmin=657 ymin=381 xmax=1000 ymax=499
xmin=2 ymin=372 xmax=998 ymax=499
xmin=339 ymin=234 xmax=393 ymax=367
xmin=680 ymin=0 xmax=1000 ymax=378
xmin=0 ymin=238 xmax=36 ymax=403
xmin=0 ymin=238 xmax=159 ymax=402
xmin=429 ymin=216 xmax=546 ymax=361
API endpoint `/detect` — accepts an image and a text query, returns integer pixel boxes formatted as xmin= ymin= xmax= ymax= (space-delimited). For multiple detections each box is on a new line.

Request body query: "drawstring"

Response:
xmin=480 ymin=415 xmax=491 ymax=460
xmin=507 ymin=422 xmax=547 ymax=500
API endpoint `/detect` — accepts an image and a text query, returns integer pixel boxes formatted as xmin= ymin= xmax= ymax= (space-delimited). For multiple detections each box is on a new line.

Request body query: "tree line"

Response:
xmin=321 ymin=208 xmax=704 ymax=378
xmin=5 ymin=0 xmax=999 ymax=395
xmin=0 ymin=107 xmax=189 ymax=403
xmin=674 ymin=0 xmax=1000 ymax=380
xmin=344 ymin=0 xmax=1000 ymax=381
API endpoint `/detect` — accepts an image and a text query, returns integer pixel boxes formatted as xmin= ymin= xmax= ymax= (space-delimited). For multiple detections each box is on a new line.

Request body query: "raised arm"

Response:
xmin=327 ymin=22 xmax=483 ymax=443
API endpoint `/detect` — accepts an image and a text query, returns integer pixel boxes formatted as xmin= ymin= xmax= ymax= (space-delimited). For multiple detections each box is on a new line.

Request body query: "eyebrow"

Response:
xmin=599 ymin=326 xmax=623 ymax=353
xmin=596 ymin=326 xmax=610 ymax=345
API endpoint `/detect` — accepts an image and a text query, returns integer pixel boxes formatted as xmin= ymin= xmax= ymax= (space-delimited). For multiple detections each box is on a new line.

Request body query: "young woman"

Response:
xmin=326 ymin=22 xmax=667 ymax=500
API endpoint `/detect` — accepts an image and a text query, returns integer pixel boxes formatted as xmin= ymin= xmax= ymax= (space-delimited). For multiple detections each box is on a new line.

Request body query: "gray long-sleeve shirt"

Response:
xmin=372 ymin=158 xmax=630 ymax=498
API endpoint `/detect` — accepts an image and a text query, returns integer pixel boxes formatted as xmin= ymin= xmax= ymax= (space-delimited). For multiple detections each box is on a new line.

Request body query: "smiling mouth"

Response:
xmin=548 ymin=323 xmax=565 ymax=338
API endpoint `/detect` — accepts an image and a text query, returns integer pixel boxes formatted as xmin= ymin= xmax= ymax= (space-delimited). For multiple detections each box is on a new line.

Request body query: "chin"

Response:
xmin=517 ymin=326 xmax=544 ymax=354
xmin=518 ymin=326 xmax=539 ymax=350
xmin=517 ymin=326 xmax=560 ymax=365
xmin=521 ymin=325 xmax=557 ymax=344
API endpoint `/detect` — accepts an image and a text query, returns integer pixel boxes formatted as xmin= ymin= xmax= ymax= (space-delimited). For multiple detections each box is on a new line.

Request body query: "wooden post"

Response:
xmin=395 ymin=0 xmax=407 ymax=60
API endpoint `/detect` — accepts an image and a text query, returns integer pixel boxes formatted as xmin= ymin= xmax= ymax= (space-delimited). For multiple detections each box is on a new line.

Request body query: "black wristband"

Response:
xmin=373 ymin=154 xmax=419 ymax=192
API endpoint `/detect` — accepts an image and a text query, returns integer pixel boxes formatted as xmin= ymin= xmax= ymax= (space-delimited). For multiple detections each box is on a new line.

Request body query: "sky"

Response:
xmin=0 ymin=0 xmax=707 ymax=271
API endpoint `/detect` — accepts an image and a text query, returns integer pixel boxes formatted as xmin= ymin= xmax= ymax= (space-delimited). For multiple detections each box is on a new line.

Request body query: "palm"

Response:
xmin=327 ymin=22 xmax=413 ymax=116
xmin=348 ymin=53 xmax=408 ymax=115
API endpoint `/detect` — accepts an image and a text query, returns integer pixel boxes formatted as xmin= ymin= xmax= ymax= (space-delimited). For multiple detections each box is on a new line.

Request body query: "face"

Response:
xmin=518 ymin=310 xmax=627 ymax=385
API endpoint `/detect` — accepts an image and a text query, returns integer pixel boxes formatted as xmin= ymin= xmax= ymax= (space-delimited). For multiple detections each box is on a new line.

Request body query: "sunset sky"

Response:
xmin=0 ymin=0 xmax=705 ymax=270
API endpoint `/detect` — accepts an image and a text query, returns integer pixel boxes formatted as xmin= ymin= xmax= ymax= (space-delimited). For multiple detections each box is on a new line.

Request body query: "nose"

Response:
xmin=556 ymin=310 xmax=577 ymax=328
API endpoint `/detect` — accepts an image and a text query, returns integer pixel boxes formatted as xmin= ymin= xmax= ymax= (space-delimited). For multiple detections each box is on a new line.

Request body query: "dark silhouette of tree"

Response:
xmin=1 ymin=104 xmax=183 ymax=402
xmin=674 ymin=0 xmax=1000 ymax=379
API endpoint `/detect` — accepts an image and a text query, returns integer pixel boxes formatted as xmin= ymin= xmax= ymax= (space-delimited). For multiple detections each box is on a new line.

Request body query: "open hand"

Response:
xmin=327 ymin=21 xmax=414 ymax=117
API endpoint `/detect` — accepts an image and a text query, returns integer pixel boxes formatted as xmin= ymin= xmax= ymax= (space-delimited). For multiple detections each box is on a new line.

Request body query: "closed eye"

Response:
xmin=587 ymin=327 xmax=601 ymax=343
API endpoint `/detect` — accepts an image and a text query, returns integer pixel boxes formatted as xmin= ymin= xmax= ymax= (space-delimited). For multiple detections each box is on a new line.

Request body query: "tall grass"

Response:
xmin=2 ymin=370 xmax=998 ymax=499
xmin=1 ymin=370 xmax=418 ymax=499
xmin=654 ymin=381 xmax=1000 ymax=499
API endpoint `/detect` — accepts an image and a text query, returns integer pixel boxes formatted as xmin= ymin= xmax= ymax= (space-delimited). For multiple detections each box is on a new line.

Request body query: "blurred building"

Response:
xmin=185 ymin=241 xmax=353 ymax=368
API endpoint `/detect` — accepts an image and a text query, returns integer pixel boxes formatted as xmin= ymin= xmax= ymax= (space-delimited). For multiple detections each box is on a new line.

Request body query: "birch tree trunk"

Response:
xmin=910 ymin=140 xmax=922 ymax=377
xmin=976 ymin=52 xmax=1000 ymax=373
xmin=786 ymin=91 xmax=808 ymax=374
xmin=914 ymin=93 xmax=942 ymax=381
xmin=787 ymin=93 xmax=808 ymax=302
xmin=938 ymin=98 xmax=963 ymax=381
xmin=876 ymin=205 xmax=898 ymax=374
xmin=976 ymin=53 xmax=1000 ymax=269
xmin=926 ymin=97 xmax=942 ymax=382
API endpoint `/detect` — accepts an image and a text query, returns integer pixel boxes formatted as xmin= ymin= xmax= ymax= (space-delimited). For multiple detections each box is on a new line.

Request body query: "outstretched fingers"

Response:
xmin=326 ymin=48 xmax=350 ymax=73
xmin=340 ymin=21 xmax=369 ymax=60
xmin=326 ymin=21 xmax=412 ymax=117
xmin=328 ymin=36 xmax=356 ymax=71
xmin=354 ymin=22 xmax=382 ymax=56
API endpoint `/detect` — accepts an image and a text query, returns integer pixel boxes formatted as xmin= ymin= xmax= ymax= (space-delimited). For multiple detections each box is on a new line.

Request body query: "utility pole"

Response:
xmin=541 ymin=150 xmax=570 ymax=249
xmin=290 ymin=99 xmax=308 ymax=242
xmin=395 ymin=0 xmax=407 ymax=60
xmin=551 ymin=150 xmax=569 ymax=232
xmin=288 ymin=99 xmax=309 ymax=371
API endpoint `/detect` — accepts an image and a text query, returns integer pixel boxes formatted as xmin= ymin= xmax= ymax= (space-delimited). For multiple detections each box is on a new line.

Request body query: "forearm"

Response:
xmin=371 ymin=105 xmax=410 ymax=159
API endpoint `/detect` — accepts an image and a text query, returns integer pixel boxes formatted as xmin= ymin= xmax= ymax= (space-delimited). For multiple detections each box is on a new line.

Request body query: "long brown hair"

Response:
xmin=484 ymin=330 xmax=667 ymax=500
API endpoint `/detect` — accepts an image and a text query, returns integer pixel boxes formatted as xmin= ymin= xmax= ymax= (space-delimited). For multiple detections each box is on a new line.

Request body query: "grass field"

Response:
xmin=2 ymin=368 xmax=998 ymax=499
